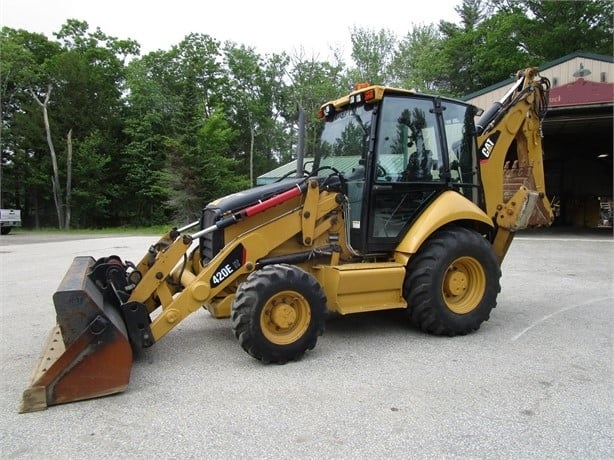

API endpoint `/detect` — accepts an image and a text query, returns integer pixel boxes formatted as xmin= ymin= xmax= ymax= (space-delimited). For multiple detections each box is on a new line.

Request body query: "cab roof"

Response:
xmin=318 ymin=84 xmax=477 ymax=116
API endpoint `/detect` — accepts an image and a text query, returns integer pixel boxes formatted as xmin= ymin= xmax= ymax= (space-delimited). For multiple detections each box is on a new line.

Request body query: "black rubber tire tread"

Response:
xmin=403 ymin=225 xmax=501 ymax=336
xmin=1 ymin=227 xmax=11 ymax=235
xmin=231 ymin=264 xmax=327 ymax=363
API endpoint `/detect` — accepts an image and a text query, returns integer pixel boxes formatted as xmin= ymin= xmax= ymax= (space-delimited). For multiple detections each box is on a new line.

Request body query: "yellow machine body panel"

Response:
xmin=315 ymin=262 xmax=407 ymax=315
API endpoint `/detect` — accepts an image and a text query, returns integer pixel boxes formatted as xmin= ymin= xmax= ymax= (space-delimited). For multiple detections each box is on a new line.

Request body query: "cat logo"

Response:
xmin=481 ymin=138 xmax=495 ymax=158
xmin=479 ymin=131 xmax=500 ymax=161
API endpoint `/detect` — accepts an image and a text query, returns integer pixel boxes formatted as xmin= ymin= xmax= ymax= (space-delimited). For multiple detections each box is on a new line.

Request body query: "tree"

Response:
xmin=48 ymin=20 xmax=139 ymax=227
xmin=222 ymin=45 xmax=299 ymax=185
xmin=1 ymin=28 xmax=61 ymax=224
xmin=28 ymin=84 xmax=65 ymax=227
xmin=122 ymin=51 xmax=178 ymax=225
xmin=285 ymin=52 xmax=348 ymax=161
xmin=490 ymin=0 xmax=614 ymax=61
xmin=438 ymin=0 xmax=614 ymax=95
xmin=197 ymin=111 xmax=249 ymax=198
xmin=1 ymin=21 xmax=139 ymax=228
xmin=348 ymin=27 xmax=398 ymax=86
xmin=438 ymin=0 xmax=494 ymax=95
xmin=161 ymin=33 xmax=232 ymax=221
xmin=223 ymin=44 xmax=266 ymax=186
xmin=391 ymin=24 xmax=449 ymax=93
xmin=69 ymin=130 xmax=113 ymax=227
xmin=255 ymin=52 xmax=296 ymax=175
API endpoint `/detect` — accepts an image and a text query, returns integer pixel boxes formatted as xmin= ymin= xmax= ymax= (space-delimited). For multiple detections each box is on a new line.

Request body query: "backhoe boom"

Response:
xmin=477 ymin=67 xmax=554 ymax=261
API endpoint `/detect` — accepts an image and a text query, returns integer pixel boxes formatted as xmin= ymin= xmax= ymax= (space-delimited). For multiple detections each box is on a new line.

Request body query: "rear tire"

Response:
xmin=404 ymin=226 xmax=501 ymax=336
xmin=1 ymin=227 xmax=11 ymax=235
xmin=231 ymin=264 xmax=327 ymax=363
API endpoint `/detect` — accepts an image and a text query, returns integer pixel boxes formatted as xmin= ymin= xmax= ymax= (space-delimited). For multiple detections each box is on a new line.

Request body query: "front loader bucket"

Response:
xmin=20 ymin=256 xmax=133 ymax=413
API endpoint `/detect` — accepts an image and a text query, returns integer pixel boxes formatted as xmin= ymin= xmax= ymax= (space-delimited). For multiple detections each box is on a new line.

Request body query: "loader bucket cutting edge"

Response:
xmin=20 ymin=256 xmax=133 ymax=413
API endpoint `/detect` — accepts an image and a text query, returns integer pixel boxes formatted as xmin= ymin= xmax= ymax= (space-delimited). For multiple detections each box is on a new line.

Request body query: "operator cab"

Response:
xmin=313 ymin=86 xmax=483 ymax=254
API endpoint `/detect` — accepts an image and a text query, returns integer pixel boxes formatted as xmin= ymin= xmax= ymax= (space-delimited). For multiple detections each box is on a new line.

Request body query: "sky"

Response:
xmin=1 ymin=0 xmax=461 ymax=58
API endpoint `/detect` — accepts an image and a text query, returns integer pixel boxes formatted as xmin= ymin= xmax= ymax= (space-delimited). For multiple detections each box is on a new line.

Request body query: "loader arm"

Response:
xmin=142 ymin=180 xmax=342 ymax=342
xmin=20 ymin=179 xmax=342 ymax=412
xmin=476 ymin=67 xmax=554 ymax=262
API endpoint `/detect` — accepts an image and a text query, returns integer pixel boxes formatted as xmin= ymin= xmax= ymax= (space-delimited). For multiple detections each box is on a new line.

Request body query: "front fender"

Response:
xmin=394 ymin=191 xmax=493 ymax=263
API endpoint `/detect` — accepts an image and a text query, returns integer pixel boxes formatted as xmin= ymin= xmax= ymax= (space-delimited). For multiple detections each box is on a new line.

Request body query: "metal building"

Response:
xmin=465 ymin=52 xmax=613 ymax=228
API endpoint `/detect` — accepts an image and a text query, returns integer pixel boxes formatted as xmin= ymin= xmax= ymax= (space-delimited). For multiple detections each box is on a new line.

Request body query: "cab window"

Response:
xmin=375 ymin=96 xmax=443 ymax=183
xmin=441 ymin=101 xmax=481 ymax=200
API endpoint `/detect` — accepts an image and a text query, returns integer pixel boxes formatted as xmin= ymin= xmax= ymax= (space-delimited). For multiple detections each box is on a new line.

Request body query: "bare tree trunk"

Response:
xmin=29 ymin=85 xmax=64 ymax=229
xmin=65 ymin=129 xmax=72 ymax=229
xmin=51 ymin=175 xmax=61 ymax=225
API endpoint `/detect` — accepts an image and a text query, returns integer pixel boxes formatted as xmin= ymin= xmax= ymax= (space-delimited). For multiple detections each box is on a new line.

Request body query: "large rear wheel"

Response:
xmin=231 ymin=264 xmax=327 ymax=363
xmin=404 ymin=226 xmax=501 ymax=336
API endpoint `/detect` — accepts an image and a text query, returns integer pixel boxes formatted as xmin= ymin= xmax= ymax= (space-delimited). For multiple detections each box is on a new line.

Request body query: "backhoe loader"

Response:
xmin=20 ymin=67 xmax=553 ymax=413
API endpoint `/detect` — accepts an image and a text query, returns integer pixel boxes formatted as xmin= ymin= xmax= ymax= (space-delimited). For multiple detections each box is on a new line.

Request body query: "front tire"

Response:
xmin=231 ymin=264 xmax=327 ymax=363
xmin=404 ymin=226 xmax=501 ymax=336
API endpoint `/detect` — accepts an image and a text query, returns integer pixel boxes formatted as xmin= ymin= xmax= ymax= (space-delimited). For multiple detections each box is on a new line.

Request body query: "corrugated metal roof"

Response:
xmin=257 ymin=155 xmax=409 ymax=185
xmin=258 ymin=157 xmax=360 ymax=185
xmin=257 ymin=160 xmax=300 ymax=184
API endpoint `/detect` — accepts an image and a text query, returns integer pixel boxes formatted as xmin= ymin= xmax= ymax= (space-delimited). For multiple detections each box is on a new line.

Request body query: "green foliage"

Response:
xmin=391 ymin=24 xmax=449 ymax=93
xmin=121 ymin=55 xmax=175 ymax=225
xmin=491 ymin=0 xmax=614 ymax=60
xmin=1 ymin=0 xmax=612 ymax=228
xmin=437 ymin=0 xmax=614 ymax=95
xmin=69 ymin=130 xmax=114 ymax=226
xmin=348 ymin=27 xmax=398 ymax=85
xmin=285 ymin=55 xmax=348 ymax=159
xmin=0 ymin=28 xmax=60 ymax=212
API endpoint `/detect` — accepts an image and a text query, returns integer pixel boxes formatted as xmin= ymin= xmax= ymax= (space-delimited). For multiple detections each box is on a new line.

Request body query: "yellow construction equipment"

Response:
xmin=20 ymin=68 xmax=553 ymax=413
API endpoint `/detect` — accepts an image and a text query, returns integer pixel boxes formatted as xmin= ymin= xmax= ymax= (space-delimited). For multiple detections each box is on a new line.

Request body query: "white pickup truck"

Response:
xmin=1 ymin=209 xmax=22 ymax=235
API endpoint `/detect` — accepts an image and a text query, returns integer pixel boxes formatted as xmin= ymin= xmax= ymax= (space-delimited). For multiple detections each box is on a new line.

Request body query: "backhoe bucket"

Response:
xmin=20 ymin=256 xmax=133 ymax=413
xmin=503 ymin=161 xmax=554 ymax=228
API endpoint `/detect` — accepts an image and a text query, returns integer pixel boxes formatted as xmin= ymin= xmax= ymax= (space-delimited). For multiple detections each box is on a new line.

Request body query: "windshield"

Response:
xmin=311 ymin=106 xmax=372 ymax=178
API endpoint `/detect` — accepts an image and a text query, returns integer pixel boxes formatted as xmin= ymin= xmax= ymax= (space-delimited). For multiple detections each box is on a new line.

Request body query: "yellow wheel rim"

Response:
xmin=442 ymin=256 xmax=486 ymax=314
xmin=260 ymin=290 xmax=311 ymax=345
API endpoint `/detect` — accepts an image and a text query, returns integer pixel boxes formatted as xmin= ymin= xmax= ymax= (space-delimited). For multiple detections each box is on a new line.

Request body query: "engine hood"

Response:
xmin=204 ymin=178 xmax=304 ymax=217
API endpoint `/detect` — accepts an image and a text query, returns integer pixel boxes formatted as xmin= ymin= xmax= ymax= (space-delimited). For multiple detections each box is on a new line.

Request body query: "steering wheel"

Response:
xmin=376 ymin=163 xmax=388 ymax=178
xmin=311 ymin=165 xmax=342 ymax=176
xmin=310 ymin=165 xmax=347 ymax=191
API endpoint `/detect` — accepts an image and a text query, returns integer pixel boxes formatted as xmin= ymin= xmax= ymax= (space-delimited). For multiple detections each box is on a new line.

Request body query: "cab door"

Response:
xmin=362 ymin=95 xmax=448 ymax=253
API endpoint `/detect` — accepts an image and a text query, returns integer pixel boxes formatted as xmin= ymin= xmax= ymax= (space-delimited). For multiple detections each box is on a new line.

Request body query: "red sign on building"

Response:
xmin=549 ymin=78 xmax=614 ymax=107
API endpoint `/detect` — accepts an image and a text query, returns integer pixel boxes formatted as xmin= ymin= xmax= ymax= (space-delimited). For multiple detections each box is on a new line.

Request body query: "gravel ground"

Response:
xmin=1 ymin=231 xmax=612 ymax=459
